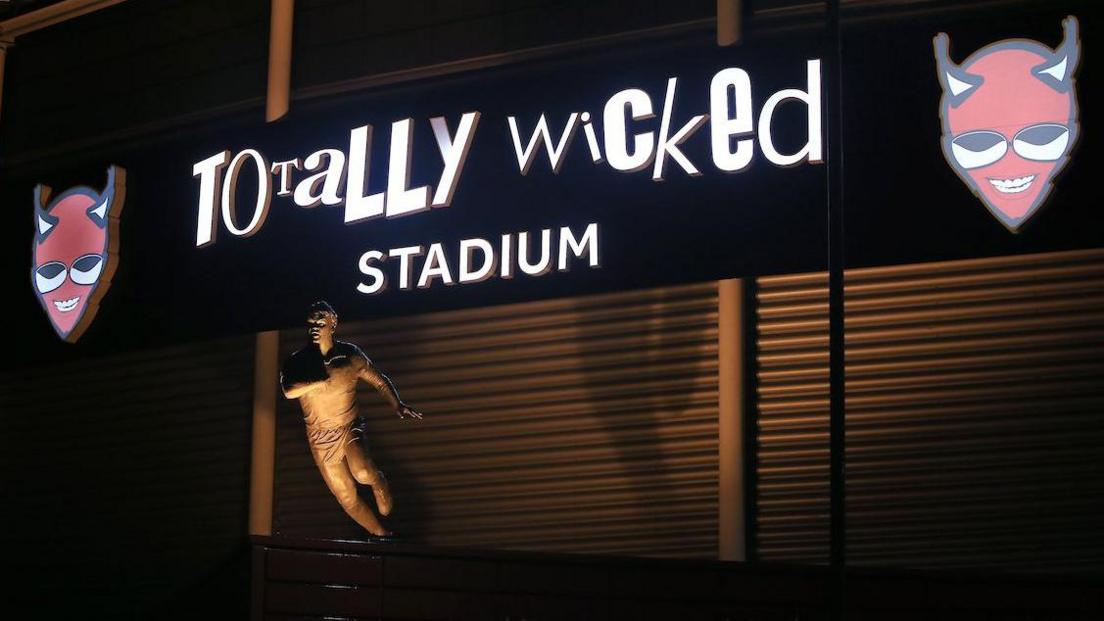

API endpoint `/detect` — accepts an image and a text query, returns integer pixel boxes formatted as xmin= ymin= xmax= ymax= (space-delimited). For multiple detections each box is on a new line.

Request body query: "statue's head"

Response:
xmin=307 ymin=300 xmax=337 ymax=344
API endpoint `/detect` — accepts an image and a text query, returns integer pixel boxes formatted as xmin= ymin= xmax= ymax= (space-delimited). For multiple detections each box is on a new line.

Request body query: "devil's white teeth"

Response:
xmin=988 ymin=175 xmax=1036 ymax=194
xmin=53 ymin=297 xmax=80 ymax=312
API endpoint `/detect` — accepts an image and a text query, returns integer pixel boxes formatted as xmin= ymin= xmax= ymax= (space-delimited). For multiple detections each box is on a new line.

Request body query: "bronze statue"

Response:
xmin=280 ymin=301 xmax=422 ymax=536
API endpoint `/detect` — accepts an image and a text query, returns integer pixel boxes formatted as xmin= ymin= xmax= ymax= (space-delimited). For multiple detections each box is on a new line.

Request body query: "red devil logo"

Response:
xmin=934 ymin=17 xmax=1081 ymax=232
xmin=31 ymin=166 xmax=126 ymax=343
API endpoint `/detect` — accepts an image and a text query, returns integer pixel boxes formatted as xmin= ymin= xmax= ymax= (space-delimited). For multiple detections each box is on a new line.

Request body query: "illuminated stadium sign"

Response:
xmin=191 ymin=61 xmax=823 ymax=295
xmin=13 ymin=14 xmax=1095 ymax=355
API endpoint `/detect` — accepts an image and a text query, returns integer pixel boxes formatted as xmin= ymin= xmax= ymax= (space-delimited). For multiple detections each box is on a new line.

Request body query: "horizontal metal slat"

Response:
xmin=274 ymin=283 xmax=719 ymax=558
xmin=755 ymin=249 xmax=1104 ymax=572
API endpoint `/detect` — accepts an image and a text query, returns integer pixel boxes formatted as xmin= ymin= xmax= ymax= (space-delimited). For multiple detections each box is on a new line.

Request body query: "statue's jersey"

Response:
xmin=282 ymin=341 xmax=399 ymax=464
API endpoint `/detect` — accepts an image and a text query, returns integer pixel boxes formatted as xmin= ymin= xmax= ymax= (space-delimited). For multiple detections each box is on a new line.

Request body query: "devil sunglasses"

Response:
xmin=948 ymin=123 xmax=1072 ymax=170
xmin=34 ymin=253 xmax=105 ymax=294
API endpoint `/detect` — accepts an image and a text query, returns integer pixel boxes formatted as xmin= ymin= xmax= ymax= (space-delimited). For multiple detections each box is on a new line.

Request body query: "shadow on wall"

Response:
xmin=271 ymin=284 xmax=719 ymax=558
xmin=562 ymin=286 xmax=719 ymax=556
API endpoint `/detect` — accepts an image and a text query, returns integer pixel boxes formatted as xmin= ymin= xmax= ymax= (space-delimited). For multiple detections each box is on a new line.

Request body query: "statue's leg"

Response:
xmin=316 ymin=458 xmax=390 ymax=536
xmin=345 ymin=436 xmax=393 ymax=516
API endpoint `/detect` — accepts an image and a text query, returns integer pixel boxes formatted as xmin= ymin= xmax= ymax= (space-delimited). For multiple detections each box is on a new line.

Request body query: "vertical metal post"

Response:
xmin=249 ymin=0 xmax=297 ymax=539
xmin=718 ymin=279 xmax=746 ymax=561
xmin=0 ymin=40 xmax=10 ymax=123
xmin=248 ymin=330 xmax=280 ymax=535
xmin=266 ymin=0 xmax=295 ymax=122
xmin=717 ymin=0 xmax=742 ymax=47
xmin=825 ymin=0 xmax=848 ymax=616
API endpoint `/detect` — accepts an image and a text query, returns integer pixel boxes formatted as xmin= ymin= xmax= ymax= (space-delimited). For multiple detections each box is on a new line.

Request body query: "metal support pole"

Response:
xmin=266 ymin=0 xmax=295 ymax=122
xmin=0 ymin=40 xmax=10 ymax=123
xmin=248 ymin=0 xmax=297 ymax=538
xmin=825 ymin=0 xmax=848 ymax=616
xmin=248 ymin=330 xmax=280 ymax=536
xmin=717 ymin=0 xmax=742 ymax=47
xmin=718 ymin=279 xmax=746 ymax=561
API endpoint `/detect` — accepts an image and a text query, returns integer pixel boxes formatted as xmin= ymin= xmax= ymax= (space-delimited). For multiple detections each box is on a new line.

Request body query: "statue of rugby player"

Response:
xmin=280 ymin=301 xmax=422 ymax=537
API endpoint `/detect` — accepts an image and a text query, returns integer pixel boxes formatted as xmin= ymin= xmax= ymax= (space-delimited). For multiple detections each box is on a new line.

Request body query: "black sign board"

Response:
xmin=2 ymin=2 xmax=1099 ymax=365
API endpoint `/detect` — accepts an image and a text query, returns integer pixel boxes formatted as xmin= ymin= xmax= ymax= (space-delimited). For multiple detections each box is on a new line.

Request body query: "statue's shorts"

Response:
xmin=306 ymin=423 xmax=358 ymax=465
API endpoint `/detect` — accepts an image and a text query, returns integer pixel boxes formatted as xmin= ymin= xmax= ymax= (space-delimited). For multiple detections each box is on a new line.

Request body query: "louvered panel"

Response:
xmin=756 ymin=272 xmax=831 ymax=564
xmin=755 ymin=248 xmax=1104 ymax=573
xmin=846 ymin=248 xmax=1104 ymax=574
xmin=274 ymin=283 xmax=719 ymax=558
xmin=0 ymin=336 xmax=255 ymax=616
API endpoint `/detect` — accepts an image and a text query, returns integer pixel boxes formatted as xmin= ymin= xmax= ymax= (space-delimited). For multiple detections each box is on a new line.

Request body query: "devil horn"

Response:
xmin=100 ymin=165 xmax=120 ymax=204
xmin=1063 ymin=16 xmax=1079 ymax=44
xmin=89 ymin=165 xmax=125 ymax=227
xmin=933 ymin=32 xmax=983 ymax=106
xmin=33 ymin=184 xmax=58 ymax=240
xmin=933 ymin=33 xmax=951 ymax=66
xmin=33 ymin=183 xmax=52 ymax=211
xmin=1033 ymin=16 xmax=1080 ymax=91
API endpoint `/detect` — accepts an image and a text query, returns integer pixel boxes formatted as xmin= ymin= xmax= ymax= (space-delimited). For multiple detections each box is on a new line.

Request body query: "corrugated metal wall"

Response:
xmin=756 ymin=248 xmax=1104 ymax=573
xmin=755 ymin=270 xmax=832 ymax=564
xmin=0 ymin=335 xmax=255 ymax=617
xmin=274 ymin=283 xmax=719 ymax=558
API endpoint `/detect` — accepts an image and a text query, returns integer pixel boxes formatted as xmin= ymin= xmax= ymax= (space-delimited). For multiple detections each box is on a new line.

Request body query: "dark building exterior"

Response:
xmin=1 ymin=0 xmax=1101 ymax=618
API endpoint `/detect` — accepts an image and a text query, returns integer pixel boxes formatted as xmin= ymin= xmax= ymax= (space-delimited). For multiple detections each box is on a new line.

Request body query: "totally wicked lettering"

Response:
xmin=190 ymin=60 xmax=823 ymax=293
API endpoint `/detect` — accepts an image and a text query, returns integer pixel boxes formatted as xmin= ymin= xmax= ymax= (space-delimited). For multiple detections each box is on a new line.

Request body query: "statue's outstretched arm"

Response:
xmin=358 ymin=358 xmax=423 ymax=419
